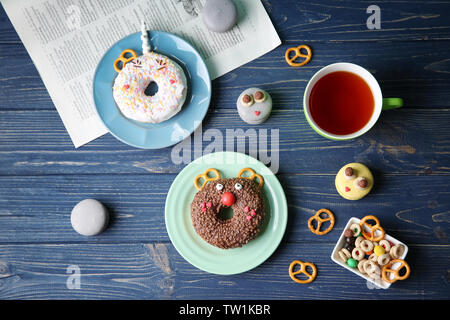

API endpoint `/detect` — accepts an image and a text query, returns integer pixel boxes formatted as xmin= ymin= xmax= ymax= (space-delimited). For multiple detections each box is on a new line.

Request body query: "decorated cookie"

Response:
xmin=202 ymin=0 xmax=238 ymax=33
xmin=335 ymin=163 xmax=373 ymax=200
xmin=70 ymin=199 xmax=109 ymax=236
xmin=237 ymin=88 xmax=272 ymax=124
xmin=191 ymin=168 xmax=265 ymax=249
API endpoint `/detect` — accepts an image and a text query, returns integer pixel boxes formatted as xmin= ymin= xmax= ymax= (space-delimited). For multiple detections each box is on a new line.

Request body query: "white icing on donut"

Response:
xmin=113 ymin=52 xmax=187 ymax=123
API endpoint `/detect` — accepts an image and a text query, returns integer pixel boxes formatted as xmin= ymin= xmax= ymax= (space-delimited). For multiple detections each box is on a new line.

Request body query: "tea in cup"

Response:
xmin=303 ymin=62 xmax=403 ymax=140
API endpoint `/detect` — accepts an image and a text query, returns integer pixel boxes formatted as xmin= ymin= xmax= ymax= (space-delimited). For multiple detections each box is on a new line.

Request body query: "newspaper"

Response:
xmin=1 ymin=0 xmax=281 ymax=148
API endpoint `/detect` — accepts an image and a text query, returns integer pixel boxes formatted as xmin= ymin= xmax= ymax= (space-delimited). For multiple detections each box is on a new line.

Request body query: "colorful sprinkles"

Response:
xmin=113 ymin=52 xmax=187 ymax=123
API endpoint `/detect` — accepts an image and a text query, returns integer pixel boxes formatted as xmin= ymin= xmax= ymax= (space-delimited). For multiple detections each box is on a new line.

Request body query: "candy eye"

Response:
xmin=344 ymin=166 xmax=356 ymax=180
xmin=216 ymin=183 xmax=224 ymax=191
xmin=234 ymin=183 xmax=243 ymax=190
xmin=254 ymin=91 xmax=266 ymax=103
xmin=241 ymin=94 xmax=254 ymax=107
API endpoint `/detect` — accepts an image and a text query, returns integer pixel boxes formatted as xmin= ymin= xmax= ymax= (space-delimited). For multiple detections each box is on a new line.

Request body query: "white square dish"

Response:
xmin=331 ymin=217 xmax=408 ymax=289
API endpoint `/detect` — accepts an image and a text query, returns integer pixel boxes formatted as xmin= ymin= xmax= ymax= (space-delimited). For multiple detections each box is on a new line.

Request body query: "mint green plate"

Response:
xmin=165 ymin=151 xmax=288 ymax=275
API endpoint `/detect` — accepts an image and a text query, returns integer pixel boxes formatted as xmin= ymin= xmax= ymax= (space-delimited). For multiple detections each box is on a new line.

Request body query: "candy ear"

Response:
xmin=237 ymin=168 xmax=264 ymax=189
xmin=194 ymin=168 xmax=221 ymax=191
xmin=113 ymin=49 xmax=138 ymax=73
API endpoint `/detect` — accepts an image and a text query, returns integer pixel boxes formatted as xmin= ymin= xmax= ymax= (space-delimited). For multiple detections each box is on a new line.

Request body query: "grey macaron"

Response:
xmin=202 ymin=0 xmax=238 ymax=33
xmin=237 ymin=88 xmax=272 ymax=125
xmin=71 ymin=199 xmax=109 ymax=236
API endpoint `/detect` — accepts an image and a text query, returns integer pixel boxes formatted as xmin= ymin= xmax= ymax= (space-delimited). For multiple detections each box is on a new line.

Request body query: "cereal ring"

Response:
xmin=308 ymin=208 xmax=335 ymax=235
xmin=360 ymin=239 xmax=374 ymax=252
xmin=368 ymin=253 xmax=378 ymax=262
xmin=352 ymin=247 xmax=365 ymax=261
xmin=362 ymin=260 xmax=372 ymax=272
xmin=381 ymin=259 xmax=410 ymax=283
xmin=377 ymin=253 xmax=391 ymax=266
xmin=358 ymin=259 xmax=368 ymax=274
xmin=289 ymin=260 xmax=317 ymax=284
xmin=390 ymin=244 xmax=405 ymax=259
xmin=338 ymin=248 xmax=351 ymax=262
xmin=349 ymin=223 xmax=362 ymax=237
xmin=379 ymin=239 xmax=391 ymax=252
xmin=355 ymin=236 xmax=365 ymax=248
xmin=360 ymin=215 xmax=385 ymax=242
xmin=364 ymin=260 xmax=380 ymax=275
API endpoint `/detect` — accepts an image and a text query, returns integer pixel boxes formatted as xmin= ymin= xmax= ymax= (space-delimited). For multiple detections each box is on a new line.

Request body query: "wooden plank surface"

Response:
xmin=0 ymin=109 xmax=449 ymax=175
xmin=2 ymin=41 xmax=450 ymax=109
xmin=0 ymin=0 xmax=449 ymax=300
xmin=0 ymin=243 xmax=448 ymax=300
xmin=0 ymin=174 xmax=448 ymax=245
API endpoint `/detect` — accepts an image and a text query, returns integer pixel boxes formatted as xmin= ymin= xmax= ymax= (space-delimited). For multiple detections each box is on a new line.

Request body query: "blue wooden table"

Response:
xmin=0 ymin=0 xmax=449 ymax=300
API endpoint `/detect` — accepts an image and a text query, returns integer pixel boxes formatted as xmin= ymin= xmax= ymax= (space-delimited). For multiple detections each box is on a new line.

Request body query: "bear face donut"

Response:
xmin=191 ymin=168 xmax=265 ymax=249
xmin=112 ymin=24 xmax=188 ymax=123
xmin=335 ymin=162 xmax=374 ymax=200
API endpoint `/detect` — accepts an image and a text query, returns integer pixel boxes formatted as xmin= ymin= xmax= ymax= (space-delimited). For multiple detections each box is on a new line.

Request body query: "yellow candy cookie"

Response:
xmin=335 ymin=163 xmax=373 ymax=200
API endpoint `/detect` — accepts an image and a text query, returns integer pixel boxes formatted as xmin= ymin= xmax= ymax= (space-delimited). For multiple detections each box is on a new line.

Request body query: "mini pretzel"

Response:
xmin=237 ymin=168 xmax=264 ymax=189
xmin=308 ymin=209 xmax=335 ymax=235
xmin=285 ymin=45 xmax=312 ymax=67
xmin=194 ymin=168 xmax=221 ymax=191
xmin=381 ymin=259 xmax=410 ymax=283
xmin=288 ymin=260 xmax=317 ymax=284
xmin=114 ymin=49 xmax=138 ymax=73
xmin=360 ymin=215 xmax=385 ymax=242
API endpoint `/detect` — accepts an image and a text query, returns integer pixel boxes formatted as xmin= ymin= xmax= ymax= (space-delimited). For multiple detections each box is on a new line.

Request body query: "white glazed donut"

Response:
xmin=113 ymin=52 xmax=187 ymax=123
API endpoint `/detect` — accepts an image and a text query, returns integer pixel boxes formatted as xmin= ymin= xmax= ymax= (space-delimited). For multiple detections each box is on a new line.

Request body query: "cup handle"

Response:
xmin=382 ymin=98 xmax=403 ymax=110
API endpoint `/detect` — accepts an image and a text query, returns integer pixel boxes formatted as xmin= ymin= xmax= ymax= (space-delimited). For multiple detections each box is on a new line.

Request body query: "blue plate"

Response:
xmin=93 ymin=31 xmax=211 ymax=149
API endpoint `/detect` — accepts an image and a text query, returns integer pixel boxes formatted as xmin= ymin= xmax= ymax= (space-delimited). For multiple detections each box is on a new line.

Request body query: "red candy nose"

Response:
xmin=221 ymin=192 xmax=235 ymax=206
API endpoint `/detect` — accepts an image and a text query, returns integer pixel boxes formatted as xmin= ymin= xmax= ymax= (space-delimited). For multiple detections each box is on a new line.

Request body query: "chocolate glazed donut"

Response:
xmin=191 ymin=169 xmax=265 ymax=249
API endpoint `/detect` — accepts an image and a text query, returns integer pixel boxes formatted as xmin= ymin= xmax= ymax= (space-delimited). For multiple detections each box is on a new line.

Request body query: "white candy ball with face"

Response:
xmin=236 ymin=88 xmax=272 ymax=125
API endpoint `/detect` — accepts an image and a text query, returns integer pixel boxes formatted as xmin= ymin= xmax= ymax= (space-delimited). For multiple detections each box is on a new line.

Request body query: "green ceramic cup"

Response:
xmin=303 ymin=62 xmax=403 ymax=140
